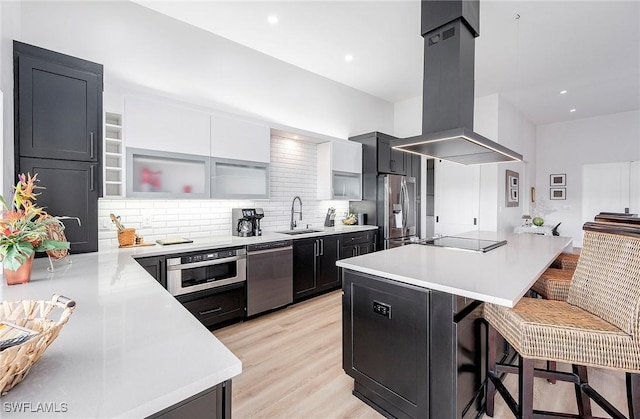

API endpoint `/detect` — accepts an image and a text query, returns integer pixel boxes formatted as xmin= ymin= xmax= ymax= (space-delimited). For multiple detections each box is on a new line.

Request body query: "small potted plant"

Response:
xmin=0 ymin=173 xmax=70 ymax=285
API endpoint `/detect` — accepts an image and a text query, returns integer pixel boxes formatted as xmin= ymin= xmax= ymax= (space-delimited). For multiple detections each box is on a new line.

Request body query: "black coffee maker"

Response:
xmin=231 ymin=208 xmax=264 ymax=237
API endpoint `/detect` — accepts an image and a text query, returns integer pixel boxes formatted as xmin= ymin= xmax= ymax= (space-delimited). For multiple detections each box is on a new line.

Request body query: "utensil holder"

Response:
xmin=118 ymin=228 xmax=136 ymax=247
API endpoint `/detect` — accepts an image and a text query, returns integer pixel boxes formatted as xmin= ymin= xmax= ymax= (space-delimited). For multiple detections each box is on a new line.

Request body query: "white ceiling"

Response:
xmin=135 ymin=0 xmax=639 ymax=126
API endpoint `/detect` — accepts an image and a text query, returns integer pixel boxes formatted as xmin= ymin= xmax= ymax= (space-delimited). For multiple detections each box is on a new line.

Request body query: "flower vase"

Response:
xmin=4 ymin=254 xmax=35 ymax=285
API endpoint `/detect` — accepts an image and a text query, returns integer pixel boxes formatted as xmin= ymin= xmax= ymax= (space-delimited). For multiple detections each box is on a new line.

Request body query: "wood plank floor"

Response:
xmin=215 ymin=290 xmax=628 ymax=419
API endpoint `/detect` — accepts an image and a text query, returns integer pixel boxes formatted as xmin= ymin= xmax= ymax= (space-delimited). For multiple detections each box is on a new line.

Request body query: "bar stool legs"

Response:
xmin=486 ymin=323 xmax=634 ymax=419
xmin=628 ymin=373 xmax=640 ymax=419
xmin=572 ymin=365 xmax=592 ymax=417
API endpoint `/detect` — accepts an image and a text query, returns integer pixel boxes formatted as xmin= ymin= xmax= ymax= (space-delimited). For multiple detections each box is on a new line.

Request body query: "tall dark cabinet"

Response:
xmin=14 ymin=41 xmax=103 ymax=253
xmin=349 ymin=131 xmax=422 ymax=249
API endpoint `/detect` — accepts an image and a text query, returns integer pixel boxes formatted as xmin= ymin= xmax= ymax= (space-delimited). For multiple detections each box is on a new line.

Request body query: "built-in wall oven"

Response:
xmin=167 ymin=247 xmax=246 ymax=296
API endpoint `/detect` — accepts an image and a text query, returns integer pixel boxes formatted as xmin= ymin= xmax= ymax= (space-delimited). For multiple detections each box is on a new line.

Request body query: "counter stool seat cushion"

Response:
xmin=484 ymin=298 xmax=640 ymax=372
xmin=530 ymin=268 xmax=573 ymax=301
xmin=550 ymin=253 xmax=580 ymax=270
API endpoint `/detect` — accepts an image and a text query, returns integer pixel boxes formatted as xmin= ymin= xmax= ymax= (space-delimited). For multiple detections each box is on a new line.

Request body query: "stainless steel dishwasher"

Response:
xmin=246 ymin=240 xmax=293 ymax=316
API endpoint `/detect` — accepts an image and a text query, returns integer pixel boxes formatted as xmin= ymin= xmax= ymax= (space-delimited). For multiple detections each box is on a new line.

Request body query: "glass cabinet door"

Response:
xmin=126 ymin=148 xmax=209 ymax=198
xmin=211 ymin=157 xmax=270 ymax=199
xmin=332 ymin=171 xmax=361 ymax=200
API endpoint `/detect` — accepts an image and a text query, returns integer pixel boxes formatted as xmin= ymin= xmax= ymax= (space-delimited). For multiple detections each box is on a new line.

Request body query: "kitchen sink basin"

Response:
xmin=277 ymin=229 xmax=322 ymax=235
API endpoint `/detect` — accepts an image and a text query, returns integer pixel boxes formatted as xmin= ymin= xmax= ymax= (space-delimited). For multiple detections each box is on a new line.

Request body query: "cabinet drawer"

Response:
xmin=179 ymin=286 xmax=245 ymax=328
xmin=342 ymin=232 xmax=371 ymax=245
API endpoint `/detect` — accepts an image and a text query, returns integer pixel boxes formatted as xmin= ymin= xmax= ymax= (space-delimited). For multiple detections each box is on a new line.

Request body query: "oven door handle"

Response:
xmin=167 ymin=255 xmax=245 ymax=271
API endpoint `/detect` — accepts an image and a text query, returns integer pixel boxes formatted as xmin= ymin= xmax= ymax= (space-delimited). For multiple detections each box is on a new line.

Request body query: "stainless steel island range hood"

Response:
xmin=393 ymin=0 xmax=523 ymax=165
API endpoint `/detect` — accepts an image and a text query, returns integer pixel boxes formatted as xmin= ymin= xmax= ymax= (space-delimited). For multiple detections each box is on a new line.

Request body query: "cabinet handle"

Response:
xmin=89 ymin=165 xmax=95 ymax=192
xmin=436 ymin=216 xmax=439 ymax=223
xmin=474 ymin=217 xmax=477 ymax=226
xmin=199 ymin=307 xmax=222 ymax=316
xmin=319 ymin=239 xmax=324 ymax=256
xmin=90 ymin=132 xmax=95 ymax=159
xmin=314 ymin=240 xmax=318 ymax=257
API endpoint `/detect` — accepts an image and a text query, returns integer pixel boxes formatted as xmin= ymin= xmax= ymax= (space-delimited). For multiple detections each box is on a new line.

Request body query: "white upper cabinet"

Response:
xmin=125 ymin=96 xmax=210 ymax=154
xmin=317 ymin=141 xmax=362 ymax=200
xmin=210 ymin=115 xmax=270 ymax=162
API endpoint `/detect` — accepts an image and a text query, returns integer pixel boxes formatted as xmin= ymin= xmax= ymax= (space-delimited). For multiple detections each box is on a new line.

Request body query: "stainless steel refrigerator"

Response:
xmin=380 ymin=174 xmax=417 ymax=248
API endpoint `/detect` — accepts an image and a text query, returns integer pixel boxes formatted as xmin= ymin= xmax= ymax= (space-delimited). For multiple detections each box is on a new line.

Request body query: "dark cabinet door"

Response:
xmin=377 ymin=134 xmax=406 ymax=175
xmin=343 ymin=270 xmax=429 ymax=418
xmin=16 ymin=54 xmax=101 ymax=162
xmin=19 ymin=157 xmax=98 ymax=253
xmin=293 ymin=238 xmax=317 ymax=301
xmin=135 ymin=256 xmax=166 ymax=288
xmin=317 ymin=235 xmax=340 ymax=290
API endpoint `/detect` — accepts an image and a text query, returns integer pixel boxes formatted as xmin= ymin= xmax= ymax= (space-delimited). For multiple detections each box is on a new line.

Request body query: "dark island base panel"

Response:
xmin=147 ymin=380 xmax=231 ymax=419
xmin=343 ymin=269 xmax=488 ymax=419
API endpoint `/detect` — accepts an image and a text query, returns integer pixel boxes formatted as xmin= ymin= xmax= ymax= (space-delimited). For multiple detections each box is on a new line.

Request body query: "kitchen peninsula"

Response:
xmin=0 ymin=225 xmax=377 ymax=418
xmin=0 ymin=246 xmax=241 ymax=418
xmin=337 ymin=232 xmax=572 ymax=419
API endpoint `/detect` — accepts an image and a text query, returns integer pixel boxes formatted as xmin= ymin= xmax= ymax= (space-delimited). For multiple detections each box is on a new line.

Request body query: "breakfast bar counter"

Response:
xmin=337 ymin=231 xmax=572 ymax=307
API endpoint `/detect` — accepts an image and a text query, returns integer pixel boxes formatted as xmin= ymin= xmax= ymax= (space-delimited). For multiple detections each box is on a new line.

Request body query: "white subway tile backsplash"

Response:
xmin=98 ymin=136 xmax=349 ymax=249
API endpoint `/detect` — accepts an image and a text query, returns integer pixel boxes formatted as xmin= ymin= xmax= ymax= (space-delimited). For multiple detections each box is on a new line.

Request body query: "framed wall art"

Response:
xmin=505 ymin=170 xmax=519 ymax=207
xmin=550 ymin=173 xmax=566 ymax=186
xmin=550 ymin=187 xmax=566 ymax=200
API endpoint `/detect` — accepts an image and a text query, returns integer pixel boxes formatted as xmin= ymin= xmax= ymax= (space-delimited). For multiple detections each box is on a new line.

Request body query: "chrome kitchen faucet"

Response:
xmin=290 ymin=196 xmax=302 ymax=230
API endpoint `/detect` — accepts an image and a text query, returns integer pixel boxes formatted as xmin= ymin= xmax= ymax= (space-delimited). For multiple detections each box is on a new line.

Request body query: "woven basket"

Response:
xmin=0 ymin=295 xmax=75 ymax=395
xmin=118 ymin=228 xmax=136 ymax=247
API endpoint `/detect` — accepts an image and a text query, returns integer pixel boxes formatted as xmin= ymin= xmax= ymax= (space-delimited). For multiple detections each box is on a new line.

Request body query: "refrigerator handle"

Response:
xmin=401 ymin=179 xmax=408 ymax=228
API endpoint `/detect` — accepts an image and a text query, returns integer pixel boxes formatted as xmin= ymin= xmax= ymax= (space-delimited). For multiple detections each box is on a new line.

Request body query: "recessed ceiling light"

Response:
xmin=560 ymin=90 xmax=567 ymax=94
xmin=570 ymin=109 xmax=576 ymax=113
xmin=268 ymin=15 xmax=278 ymax=24
xmin=344 ymin=54 xmax=353 ymax=62
xmin=293 ymin=135 xmax=299 ymax=140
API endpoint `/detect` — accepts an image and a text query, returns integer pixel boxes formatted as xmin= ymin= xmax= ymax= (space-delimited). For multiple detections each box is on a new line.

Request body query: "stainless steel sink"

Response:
xmin=277 ymin=229 xmax=322 ymax=235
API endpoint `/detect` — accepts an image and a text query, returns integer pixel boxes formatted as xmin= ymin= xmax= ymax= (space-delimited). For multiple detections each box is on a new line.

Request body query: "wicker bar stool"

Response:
xmin=485 ymin=221 xmax=640 ymax=419
xmin=550 ymin=253 xmax=580 ymax=271
xmin=530 ymin=267 xmax=573 ymax=301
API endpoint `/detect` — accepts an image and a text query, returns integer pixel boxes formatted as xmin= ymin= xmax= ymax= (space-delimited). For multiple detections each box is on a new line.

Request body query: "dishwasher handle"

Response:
xmin=247 ymin=246 xmax=293 ymax=256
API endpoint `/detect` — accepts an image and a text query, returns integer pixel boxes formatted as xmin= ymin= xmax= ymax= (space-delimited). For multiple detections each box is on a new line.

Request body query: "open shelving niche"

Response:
xmin=104 ymin=111 xmax=124 ymax=197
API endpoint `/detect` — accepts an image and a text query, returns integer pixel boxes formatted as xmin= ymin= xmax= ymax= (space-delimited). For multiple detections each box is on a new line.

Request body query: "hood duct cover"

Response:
xmin=392 ymin=0 xmax=523 ymax=165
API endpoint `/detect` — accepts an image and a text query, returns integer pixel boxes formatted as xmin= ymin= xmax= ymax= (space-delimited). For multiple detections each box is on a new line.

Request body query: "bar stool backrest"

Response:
xmin=567 ymin=222 xmax=640 ymax=339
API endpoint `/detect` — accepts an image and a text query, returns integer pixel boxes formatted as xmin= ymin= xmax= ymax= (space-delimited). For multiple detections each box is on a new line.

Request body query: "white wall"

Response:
xmin=394 ymin=92 xmax=536 ymax=235
xmin=17 ymin=1 xmax=393 ymax=141
xmin=1 ymin=1 xmax=21 ymax=195
xmin=98 ymin=136 xmax=349 ymax=248
xmin=535 ymin=110 xmax=640 ymax=246
xmin=393 ymin=96 xmax=422 ymax=138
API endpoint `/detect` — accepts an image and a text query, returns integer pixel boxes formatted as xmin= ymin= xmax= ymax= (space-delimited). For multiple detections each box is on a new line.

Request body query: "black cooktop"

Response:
xmin=421 ymin=236 xmax=507 ymax=253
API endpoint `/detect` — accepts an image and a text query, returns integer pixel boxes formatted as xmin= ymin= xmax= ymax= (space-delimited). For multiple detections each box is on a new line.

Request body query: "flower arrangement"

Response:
xmin=0 ymin=173 xmax=69 ymax=271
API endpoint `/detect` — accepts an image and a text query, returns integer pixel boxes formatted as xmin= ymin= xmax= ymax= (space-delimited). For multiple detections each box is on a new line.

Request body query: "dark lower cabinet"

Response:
xmin=19 ymin=157 xmax=98 ymax=253
xmin=149 ymin=380 xmax=231 ymax=419
xmin=293 ymin=235 xmax=340 ymax=302
xmin=343 ymin=270 xmax=429 ymax=419
xmin=134 ymin=256 xmax=166 ymax=288
xmin=176 ymin=284 xmax=246 ymax=330
xmin=341 ymin=231 xmax=377 ymax=258
xmin=343 ymin=269 xmax=486 ymax=419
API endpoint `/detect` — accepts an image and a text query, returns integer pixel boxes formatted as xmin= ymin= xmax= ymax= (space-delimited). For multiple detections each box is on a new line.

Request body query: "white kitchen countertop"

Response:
xmin=120 ymin=224 xmax=378 ymax=258
xmin=0 ymin=248 xmax=239 ymax=417
xmin=0 ymin=224 xmax=377 ymax=417
xmin=336 ymin=231 xmax=572 ymax=307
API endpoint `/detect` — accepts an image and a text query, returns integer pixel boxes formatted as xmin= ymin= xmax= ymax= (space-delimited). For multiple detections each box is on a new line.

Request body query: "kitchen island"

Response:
xmin=337 ymin=231 xmax=572 ymax=419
